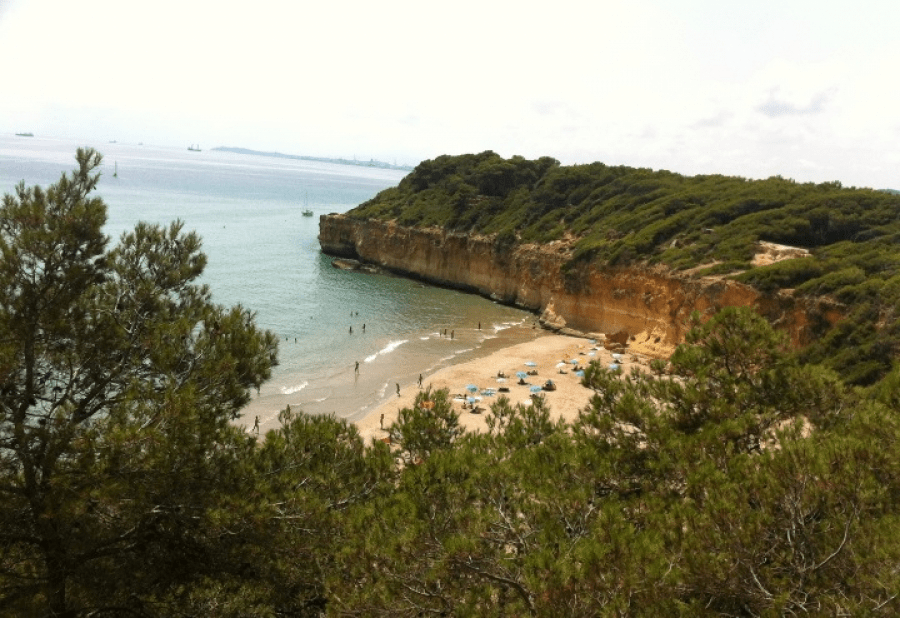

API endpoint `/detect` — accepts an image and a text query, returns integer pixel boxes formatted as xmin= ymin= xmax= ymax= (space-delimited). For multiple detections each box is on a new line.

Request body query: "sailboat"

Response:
xmin=113 ymin=161 xmax=118 ymax=178
xmin=301 ymin=192 xmax=313 ymax=216
xmin=187 ymin=144 xmax=201 ymax=152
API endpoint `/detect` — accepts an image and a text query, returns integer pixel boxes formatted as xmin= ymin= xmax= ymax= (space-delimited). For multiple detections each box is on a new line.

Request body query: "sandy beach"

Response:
xmin=355 ymin=333 xmax=647 ymax=443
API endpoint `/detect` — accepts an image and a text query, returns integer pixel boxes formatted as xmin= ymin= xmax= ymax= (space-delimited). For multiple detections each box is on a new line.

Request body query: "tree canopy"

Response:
xmin=0 ymin=149 xmax=281 ymax=615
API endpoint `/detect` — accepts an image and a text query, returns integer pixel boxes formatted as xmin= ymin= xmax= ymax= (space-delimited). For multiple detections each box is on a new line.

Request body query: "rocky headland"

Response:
xmin=319 ymin=214 xmax=842 ymax=358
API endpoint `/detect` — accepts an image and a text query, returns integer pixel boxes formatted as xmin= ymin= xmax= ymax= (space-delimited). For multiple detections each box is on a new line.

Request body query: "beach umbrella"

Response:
xmin=466 ymin=384 xmax=478 ymax=393
xmin=609 ymin=363 xmax=621 ymax=371
xmin=530 ymin=385 xmax=543 ymax=393
xmin=496 ymin=377 xmax=507 ymax=383
xmin=570 ymin=358 xmax=580 ymax=364
xmin=524 ymin=361 xmax=537 ymax=367
xmin=556 ymin=362 xmax=567 ymax=368
xmin=575 ymin=370 xmax=585 ymax=377
xmin=467 ymin=396 xmax=476 ymax=404
xmin=612 ymin=353 xmax=623 ymax=361
xmin=481 ymin=388 xmax=496 ymax=396
xmin=516 ymin=371 xmax=528 ymax=379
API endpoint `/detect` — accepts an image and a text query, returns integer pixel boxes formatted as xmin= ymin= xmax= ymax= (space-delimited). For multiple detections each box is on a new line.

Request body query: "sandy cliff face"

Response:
xmin=319 ymin=215 xmax=841 ymax=358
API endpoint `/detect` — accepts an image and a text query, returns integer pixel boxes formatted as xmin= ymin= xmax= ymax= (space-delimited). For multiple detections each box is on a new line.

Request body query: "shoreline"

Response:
xmin=243 ymin=318 xmax=548 ymax=436
xmin=343 ymin=320 xmax=546 ymax=423
xmin=354 ymin=332 xmax=649 ymax=444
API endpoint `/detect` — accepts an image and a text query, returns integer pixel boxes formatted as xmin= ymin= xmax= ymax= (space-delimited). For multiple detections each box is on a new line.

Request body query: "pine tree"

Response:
xmin=0 ymin=150 xmax=278 ymax=616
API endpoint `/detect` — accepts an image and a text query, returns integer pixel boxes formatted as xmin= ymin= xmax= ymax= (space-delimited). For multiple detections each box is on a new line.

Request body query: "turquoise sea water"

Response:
xmin=0 ymin=135 xmax=540 ymax=431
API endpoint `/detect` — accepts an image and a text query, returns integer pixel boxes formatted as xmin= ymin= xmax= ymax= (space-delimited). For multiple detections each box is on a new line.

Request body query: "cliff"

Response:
xmin=319 ymin=214 xmax=842 ymax=358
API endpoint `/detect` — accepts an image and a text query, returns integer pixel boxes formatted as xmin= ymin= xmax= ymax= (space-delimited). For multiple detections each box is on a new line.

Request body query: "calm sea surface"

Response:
xmin=0 ymin=135 xmax=540 ymax=431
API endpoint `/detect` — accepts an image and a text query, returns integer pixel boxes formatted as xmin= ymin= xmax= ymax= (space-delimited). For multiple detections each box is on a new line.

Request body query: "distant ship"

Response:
xmin=302 ymin=192 xmax=313 ymax=216
xmin=188 ymin=144 xmax=201 ymax=152
xmin=15 ymin=132 xmax=34 ymax=137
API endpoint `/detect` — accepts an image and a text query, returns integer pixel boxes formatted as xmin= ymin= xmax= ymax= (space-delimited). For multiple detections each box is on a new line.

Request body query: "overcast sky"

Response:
xmin=1 ymin=0 xmax=897 ymax=188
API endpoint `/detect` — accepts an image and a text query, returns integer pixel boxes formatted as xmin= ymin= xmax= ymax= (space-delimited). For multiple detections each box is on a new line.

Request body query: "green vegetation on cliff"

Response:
xmin=349 ymin=151 xmax=900 ymax=385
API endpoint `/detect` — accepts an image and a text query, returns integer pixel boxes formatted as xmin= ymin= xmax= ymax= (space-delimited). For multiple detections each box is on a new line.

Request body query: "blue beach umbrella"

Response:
xmin=570 ymin=358 xmax=580 ymax=365
xmin=576 ymin=370 xmax=585 ymax=377
xmin=516 ymin=371 xmax=528 ymax=379
xmin=466 ymin=384 xmax=478 ymax=393
xmin=609 ymin=363 xmax=621 ymax=371
xmin=530 ymin=385 xmax=543 ymax=393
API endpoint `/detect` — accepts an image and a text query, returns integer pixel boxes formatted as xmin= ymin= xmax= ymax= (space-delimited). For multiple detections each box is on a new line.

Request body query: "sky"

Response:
xmin=0 ymin=0 xmax=898 ymax=188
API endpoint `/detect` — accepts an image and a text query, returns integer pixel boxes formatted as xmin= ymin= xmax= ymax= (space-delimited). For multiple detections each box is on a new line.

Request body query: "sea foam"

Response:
xmin=280 ymin=381 xmax=309 ymax=395
xmin=365 ymin=339 xmax=409 ymax=363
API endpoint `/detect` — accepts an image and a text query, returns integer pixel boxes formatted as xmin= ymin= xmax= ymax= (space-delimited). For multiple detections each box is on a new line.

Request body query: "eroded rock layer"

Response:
xmin=319 ymin=214 xmax=842 ymax=357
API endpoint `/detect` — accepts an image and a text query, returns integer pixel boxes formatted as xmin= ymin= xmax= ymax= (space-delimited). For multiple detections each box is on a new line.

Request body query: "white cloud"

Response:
xmin=1 ymin=0 xmax=898 ymax=187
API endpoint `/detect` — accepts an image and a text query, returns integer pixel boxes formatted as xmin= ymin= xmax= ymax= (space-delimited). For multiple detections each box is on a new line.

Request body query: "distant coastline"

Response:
xmin=212 ymin=146 xmax=415 ymax=172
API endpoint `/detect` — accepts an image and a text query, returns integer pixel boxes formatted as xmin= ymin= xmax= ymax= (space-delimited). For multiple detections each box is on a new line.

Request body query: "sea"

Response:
xmin=0 ymin=135 xmax=541 ymax=432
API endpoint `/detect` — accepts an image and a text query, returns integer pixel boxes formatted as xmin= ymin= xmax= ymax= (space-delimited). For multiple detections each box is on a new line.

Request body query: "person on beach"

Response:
xmin=418 ymin=374 xmax=423 ymax=388
xmin=253 ymin=416 xmax=260 ymax=433
xmin=362 ymin=324 xmax=366 ymax=332
xmin=380 ymin=413 xmax=384 ymax=429
xmin=396 ymin=383 xmax=400 ymax=397
xmin=355 ymin=361 xmax=360 ymax=374
xmin=349 ymin=325 xmax=353 ymax=334
xmin=451 ymin=330 xmax=454 ymax=340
